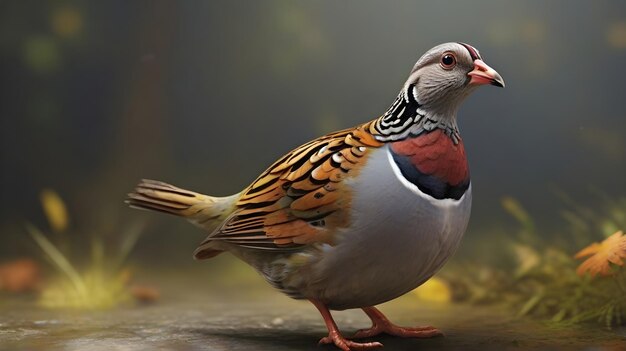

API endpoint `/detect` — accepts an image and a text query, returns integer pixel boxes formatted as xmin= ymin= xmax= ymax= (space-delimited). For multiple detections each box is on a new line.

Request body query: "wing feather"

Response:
xmin=195 ymin=121 xmax=383 ymax=255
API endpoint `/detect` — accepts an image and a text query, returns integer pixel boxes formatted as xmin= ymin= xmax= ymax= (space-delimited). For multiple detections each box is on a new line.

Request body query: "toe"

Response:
xmin=320 ymin=333 xmax=384 ymax=350
xmin=318 ymin=336 xmax=333 ymax=345
xmin=352 ymin=326 xmax=382 ymax=339
xmin=392 ymin=326 xmax=444 ymax=338
xmin=345 ymin=340 xmax=384 ymax=350
xmin=403 ymin=325 xmax=438 ymax=332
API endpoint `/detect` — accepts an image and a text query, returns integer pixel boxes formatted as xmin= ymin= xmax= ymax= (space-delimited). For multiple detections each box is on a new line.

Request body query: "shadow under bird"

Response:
xmin=127 ymin=42 xmax=504 ymax=351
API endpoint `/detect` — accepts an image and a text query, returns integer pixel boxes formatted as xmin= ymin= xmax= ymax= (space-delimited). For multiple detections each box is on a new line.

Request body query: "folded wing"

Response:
xmin=194 ymin=122 xmax=383 ymax=257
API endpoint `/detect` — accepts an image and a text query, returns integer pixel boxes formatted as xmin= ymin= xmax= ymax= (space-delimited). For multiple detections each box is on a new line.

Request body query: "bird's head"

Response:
xmin=404 ymin=42 xmax=504 ymax=117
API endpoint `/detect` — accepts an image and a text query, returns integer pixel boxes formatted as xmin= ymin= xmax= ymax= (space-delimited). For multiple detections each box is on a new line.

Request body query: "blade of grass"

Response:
xmin=112 ymin=221 xmax=144 ymax=270
xmin=518 ymin=293 xmax=543 ymax=317
xmin=26 ymin=223 xmax=87 ymax=296
xmin=91 ymin=235 xmax=104 ymax=271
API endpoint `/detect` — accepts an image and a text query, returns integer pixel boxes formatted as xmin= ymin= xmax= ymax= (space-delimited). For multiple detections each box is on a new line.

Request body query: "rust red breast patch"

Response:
xmin=390 ymin=129 xmax=470 ymax=198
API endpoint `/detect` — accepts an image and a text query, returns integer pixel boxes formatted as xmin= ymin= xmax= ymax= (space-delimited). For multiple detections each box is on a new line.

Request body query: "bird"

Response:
xmin=126 ymin=42 xmax=504 ymax=351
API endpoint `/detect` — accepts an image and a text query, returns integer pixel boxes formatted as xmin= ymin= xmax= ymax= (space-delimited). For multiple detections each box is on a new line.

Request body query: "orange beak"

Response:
xmin=468 ymin=59 xmax=505 ymax=87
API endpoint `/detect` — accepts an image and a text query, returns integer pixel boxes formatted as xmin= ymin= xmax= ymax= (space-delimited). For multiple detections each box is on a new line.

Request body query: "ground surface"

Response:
xmin=1 ymin=268 xmax=625 ymax=351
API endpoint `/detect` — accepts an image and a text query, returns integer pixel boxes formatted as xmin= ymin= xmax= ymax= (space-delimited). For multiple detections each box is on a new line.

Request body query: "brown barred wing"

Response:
xmin=193 ymin=122 xmax=383 ymax=256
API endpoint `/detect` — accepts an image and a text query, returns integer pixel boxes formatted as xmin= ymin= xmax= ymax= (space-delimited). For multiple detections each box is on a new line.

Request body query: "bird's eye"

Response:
xmin=440 ymin=53 xmax=456 ymax=69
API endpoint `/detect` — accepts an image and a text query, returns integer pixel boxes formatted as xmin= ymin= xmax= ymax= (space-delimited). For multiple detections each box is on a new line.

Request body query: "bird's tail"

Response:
xmin=126 ymin=179 xmax=238 ymax=234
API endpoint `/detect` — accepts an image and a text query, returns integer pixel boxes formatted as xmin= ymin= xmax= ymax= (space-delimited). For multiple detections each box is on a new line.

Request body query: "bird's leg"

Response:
xmin=309 ymin=299 xmax=383 ymax=351
xmin=352 ymin=306 xmax=443 ymax=339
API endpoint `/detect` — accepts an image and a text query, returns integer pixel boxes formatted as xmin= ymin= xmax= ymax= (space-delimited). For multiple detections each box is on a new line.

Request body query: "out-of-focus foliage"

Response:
xmin=39 ymin=189 xmax=68 ymax=233
xmin=442 ymin=197 xmax=626 ymax=329
xmin=501 ymin=196 xmax=536 ymax=244
xmin=411 ymin=277 xmax=452 ymax=303
xmin=607 ymin=21 xmax=626 ymax=49
xmin=266 ymin=1 xmax=329 ymax=76
xmin=26 ymin=191 xmax=144 ymax=309
xmin=560 ymin=193 xmax=626 ymax=249
xmin=51 ymin=7 xmax=83 ymax=38
xmin=577 ymin=127 xmax=626 ymax=161
xmin=22 ymin=36 xmax=61 ymax=74
xmin=28 ymin=224 xmax=131 ymax=309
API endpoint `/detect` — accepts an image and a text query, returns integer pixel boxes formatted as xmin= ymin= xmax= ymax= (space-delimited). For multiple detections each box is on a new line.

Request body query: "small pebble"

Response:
xmin=130 ymin=285 xmax=160 ymax=303
xmin=271 ymin=317 xmax=284 ymax=326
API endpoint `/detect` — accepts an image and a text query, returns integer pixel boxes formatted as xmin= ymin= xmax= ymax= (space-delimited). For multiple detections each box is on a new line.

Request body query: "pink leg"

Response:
xmin=353 ymin=306 xmax=443 ymax=339
xmin=309 ymin=300 xmax=383 ymax=351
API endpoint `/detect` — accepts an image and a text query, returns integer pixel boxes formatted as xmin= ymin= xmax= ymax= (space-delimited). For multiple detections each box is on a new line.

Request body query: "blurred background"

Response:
xmin=1 ymin=2 xmax=626 ymax=349
xmin=1 ymin=0 xmax=625 ymax=285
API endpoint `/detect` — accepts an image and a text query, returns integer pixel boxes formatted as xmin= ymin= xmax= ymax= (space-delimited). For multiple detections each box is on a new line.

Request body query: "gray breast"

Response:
xmin=300 ymin=145 xmax=472 ymax=310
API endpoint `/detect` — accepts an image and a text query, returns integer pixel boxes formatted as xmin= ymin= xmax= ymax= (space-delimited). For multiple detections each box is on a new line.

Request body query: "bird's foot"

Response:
xmin=319 ymin=330 xmax=383 ymax=351
xmin=352 ymin=323 xmax=442 ymax=339
xmin=352 ymin=306 xmax=443 ymax=339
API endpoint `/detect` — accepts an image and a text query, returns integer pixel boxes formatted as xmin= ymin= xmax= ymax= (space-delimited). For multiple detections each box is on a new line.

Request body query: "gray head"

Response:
xmin=405 ymin=42 xmax=504 ymax=117
xmin=374 ymin=42 xmax=505 ymax=142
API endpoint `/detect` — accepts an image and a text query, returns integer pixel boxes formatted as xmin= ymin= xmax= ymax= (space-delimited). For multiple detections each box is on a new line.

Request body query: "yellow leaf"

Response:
xmin=575 ymin=231 xmax=626 ymax=277
xmin=512 ymin=243 xmax=540 ymax=277
xmin=40 ymin=189 xmax=69 ymax=232
xmin=501 ymin=196 xmax=533 ymax=228
xmin=411 ymin=277 xmax=451 ymax=303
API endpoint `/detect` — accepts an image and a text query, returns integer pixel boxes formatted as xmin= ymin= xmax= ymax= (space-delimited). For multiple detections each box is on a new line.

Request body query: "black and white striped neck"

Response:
xmin=372 ymin=84 xmax=460 ymax=144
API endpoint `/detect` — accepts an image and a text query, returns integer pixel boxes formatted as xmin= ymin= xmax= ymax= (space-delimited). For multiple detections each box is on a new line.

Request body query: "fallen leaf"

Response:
xmin=0 ymin=259 xmax=41 ymax=293
xmin=130 ymin=285 xmax=160 ymax=303
xmin=575 ymin=231 xmax=626 ymax=277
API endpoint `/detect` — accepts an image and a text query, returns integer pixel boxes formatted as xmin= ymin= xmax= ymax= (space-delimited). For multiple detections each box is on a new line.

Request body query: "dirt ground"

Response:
xmin=0 ymin=265 xmax=626 ymax=351
xmin=1 ymin=275 xmax=625 ymax=351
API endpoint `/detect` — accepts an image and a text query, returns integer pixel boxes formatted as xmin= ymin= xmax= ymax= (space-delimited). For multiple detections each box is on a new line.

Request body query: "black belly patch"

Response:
xmin=390 ymin=152 xmax=470 ymax=200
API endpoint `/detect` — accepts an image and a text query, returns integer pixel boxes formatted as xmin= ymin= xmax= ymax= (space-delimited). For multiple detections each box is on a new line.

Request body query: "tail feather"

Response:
xmin=126 ymin=179 xmax=239 ymax=233
xmin=127 ymin=179 xmax=203 ymax=215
